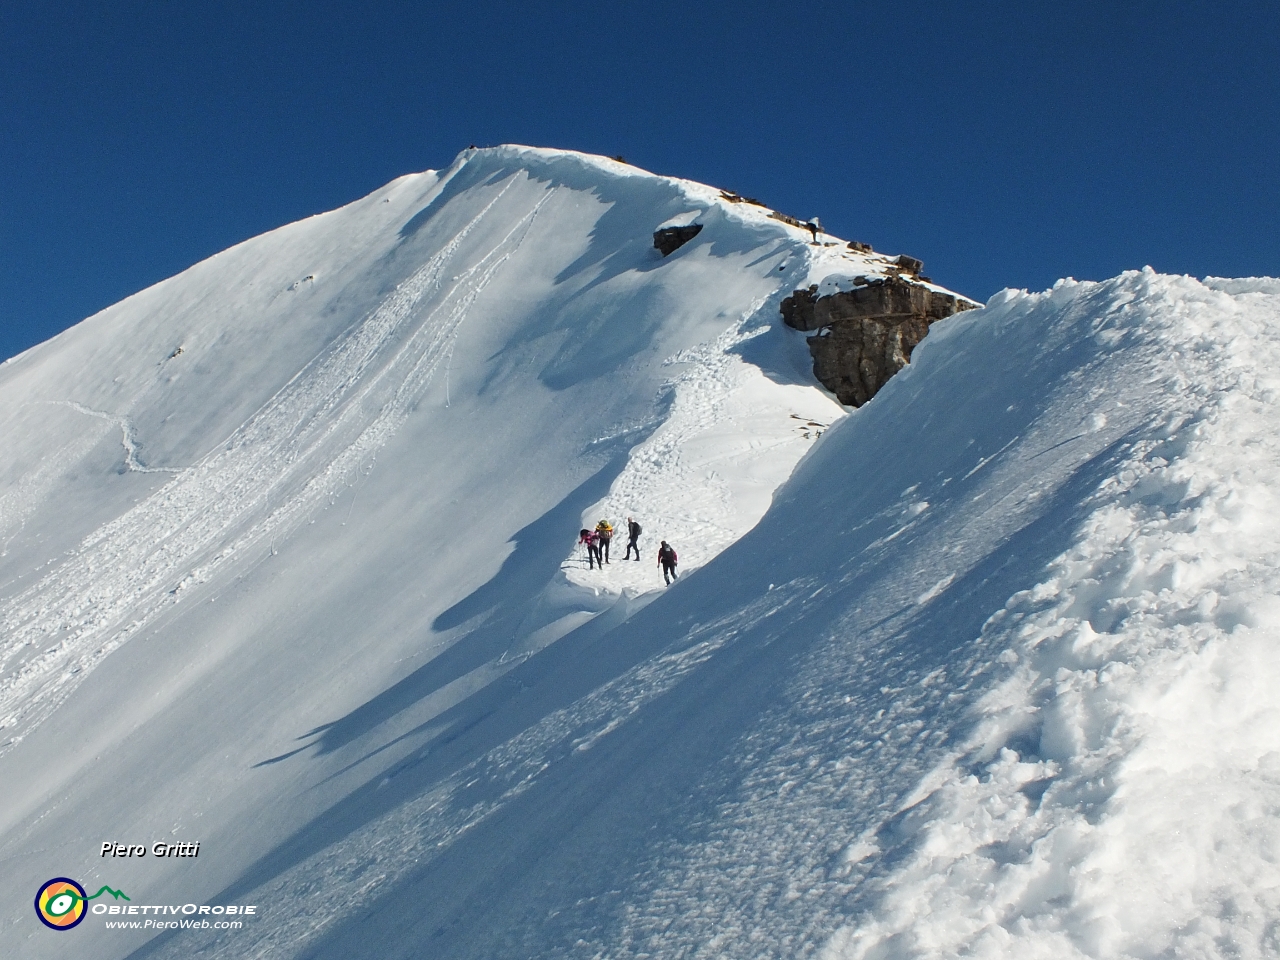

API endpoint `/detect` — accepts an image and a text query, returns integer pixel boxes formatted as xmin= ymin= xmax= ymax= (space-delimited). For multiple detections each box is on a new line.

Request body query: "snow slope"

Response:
xmin=0 ymin=145 xmax=862 ymax=756
xmin=0 ymin=145 xmax=909 ymax=957
xmin=4 ymin=146 xmax=1279 ymax=960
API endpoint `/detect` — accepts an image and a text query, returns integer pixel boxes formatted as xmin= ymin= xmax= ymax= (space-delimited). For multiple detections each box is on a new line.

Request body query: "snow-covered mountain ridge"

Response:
xmin=3 ymin=147 xmax=1279 ymax=959
xmin=1 ymin=144 xmax=922 ymax=754
xmin=0 ymin=144 xmax=947 ymax=956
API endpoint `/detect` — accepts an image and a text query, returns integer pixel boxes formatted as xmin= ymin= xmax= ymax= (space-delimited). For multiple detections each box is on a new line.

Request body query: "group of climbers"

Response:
xmin=577 ymin=517 xmax=678 ymax=584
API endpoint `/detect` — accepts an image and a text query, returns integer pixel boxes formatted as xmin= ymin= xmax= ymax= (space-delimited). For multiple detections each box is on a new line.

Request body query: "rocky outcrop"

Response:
xmin=894 ymin=254 xmax=923 ymax=276
xmin=654 ymin=224 xmax=703 ymax=256
xmin=781 ymin=274 xmax=978 ymax=407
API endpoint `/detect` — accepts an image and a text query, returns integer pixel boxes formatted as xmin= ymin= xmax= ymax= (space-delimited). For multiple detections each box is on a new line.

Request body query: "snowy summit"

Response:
xmin=3 ymin=146 xmax=1279 ymax=960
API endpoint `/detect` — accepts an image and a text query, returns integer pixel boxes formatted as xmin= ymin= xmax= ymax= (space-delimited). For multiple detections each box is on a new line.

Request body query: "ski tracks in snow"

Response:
xmin=0 ymin=177 xmax=552 ymax=752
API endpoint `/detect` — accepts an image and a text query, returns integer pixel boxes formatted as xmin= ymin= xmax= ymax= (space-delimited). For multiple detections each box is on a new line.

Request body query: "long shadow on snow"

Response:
xmin=527 ymin=200 xmax=795 ymax=392
xmin=129 ymin=277 xmax=1137 ymax=959
xmin=125 ymin=413 xmax=1139 ymax=960
xmin=124 ymin=545 xmax=817 ymax=960
xmin=256 ymin=450 xmax=634 ymax=767
xmin=251 ymin=438 xmax=1139 ymax=960
xmin=392 ymin=148 xmax=800 ymax=393
xmin=399 ymin=147 xmax=787 ymax=294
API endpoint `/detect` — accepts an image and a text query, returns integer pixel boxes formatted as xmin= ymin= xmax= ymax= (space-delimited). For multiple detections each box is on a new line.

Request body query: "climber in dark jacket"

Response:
xmin=625 ymin=517 xmax=642 ymax=561
xmin=658 ymin=541 xmax=678 ymax=585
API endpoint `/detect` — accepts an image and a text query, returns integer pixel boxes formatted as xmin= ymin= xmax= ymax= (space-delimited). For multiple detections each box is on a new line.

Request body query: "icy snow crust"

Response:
xmin=1 ymin=147 xmax=1276 ymax=960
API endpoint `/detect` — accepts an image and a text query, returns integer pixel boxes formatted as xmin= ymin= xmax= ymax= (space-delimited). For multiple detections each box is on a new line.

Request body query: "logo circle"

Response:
xmin=36 ymin=877 xmax=88 ymax=930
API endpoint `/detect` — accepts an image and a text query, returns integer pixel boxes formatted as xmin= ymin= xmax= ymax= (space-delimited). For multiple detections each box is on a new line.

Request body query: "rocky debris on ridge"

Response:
xmin=894 ymin=254 xmax=924 ymax=276
xmin=717 ymin=190 xmax=823 ymax=238
xmin=781 ymin=267 xmax=978 ymax=407
xmin=654 ymin=224 xmax=704 ymax=256
xmin=719 ymin=190 xmax=769 ymax=207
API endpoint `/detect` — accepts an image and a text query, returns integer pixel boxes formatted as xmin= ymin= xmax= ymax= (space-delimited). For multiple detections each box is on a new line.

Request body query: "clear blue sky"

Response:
xmin=3 ymin=1 xmax=1277 ymax=361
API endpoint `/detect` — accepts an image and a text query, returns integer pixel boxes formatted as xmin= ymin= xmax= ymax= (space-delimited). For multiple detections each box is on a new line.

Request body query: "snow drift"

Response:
xmin=3 ymin=146 xmax=1279 ymax=960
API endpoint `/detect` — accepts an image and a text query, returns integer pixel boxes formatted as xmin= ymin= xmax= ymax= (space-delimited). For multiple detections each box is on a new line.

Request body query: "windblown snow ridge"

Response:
xmin=817 ymin=270 xmax=1280 ymax=959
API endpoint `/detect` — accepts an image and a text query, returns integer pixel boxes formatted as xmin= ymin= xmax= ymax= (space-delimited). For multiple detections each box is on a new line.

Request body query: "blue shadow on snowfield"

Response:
xmin=254 ymin=449 xmax=635 ymax=769
xmin=126 ymin=182 xmax=1164 ymax=960
xmin=391 ymin=148 xmax=801 ymax=393
xmin=127 ymin=392 xmax=1149 ymax=960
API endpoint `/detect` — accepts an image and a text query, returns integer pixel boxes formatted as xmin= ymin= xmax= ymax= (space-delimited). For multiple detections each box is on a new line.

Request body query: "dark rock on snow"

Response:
xmin=654 ymin=224 xmax=704 ymax=256
xmin=781 ymin=276 xmax=978 ymax=407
